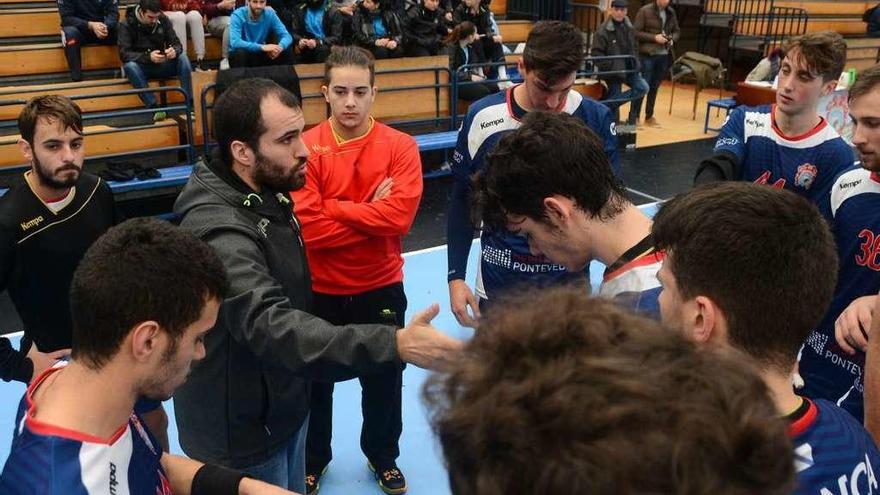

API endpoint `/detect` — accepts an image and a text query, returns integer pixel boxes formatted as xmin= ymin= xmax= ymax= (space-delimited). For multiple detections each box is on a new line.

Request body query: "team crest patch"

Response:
xmin=795 ymin=163 xmax=818 ymax=190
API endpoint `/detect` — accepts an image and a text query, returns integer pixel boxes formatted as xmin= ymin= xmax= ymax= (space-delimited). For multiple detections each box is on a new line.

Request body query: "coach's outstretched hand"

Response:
xmin=396 ymin=303 xmax=463 ymax=371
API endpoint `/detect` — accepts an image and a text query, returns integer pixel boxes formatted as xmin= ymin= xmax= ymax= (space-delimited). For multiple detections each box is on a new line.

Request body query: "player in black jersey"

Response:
xmin=0 ymin=95 xmax=169 ymax=449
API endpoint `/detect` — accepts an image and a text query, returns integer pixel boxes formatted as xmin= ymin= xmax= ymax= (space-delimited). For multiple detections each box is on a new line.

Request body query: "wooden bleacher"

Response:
xmin=0 ymin=38 xmax=224 ymax=77
xmin=0 ymin=0 xmax=532 ymax=176
xmin=0 ymin=119 xmax=180 ymax=168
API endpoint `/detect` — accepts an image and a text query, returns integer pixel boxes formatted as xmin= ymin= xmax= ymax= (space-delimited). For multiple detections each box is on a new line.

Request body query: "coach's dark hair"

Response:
xmin=522 ymin=21 xmax=584 ymax=84
xmin=781 ymin=31 xmax=847 ymax=83
xmin=474 ymin=111 xmax=626 ymax=230
xmin=850 ymin=64 xmax=880 ymax=103
xmin=653 ymin=182 xmax=837 ymax=371
xmin=213 ymin=78 xmax=301 ymax=167
xmin=70 ymin=218 xmax=228 ymax=369
xmin=425 ymin=288 xmax=796 ymax=495
xmin=18 ymin=95 xmax=83 ymax=146
xmin=323 ymin=45 xmax=376 ymax=86
xmin=139 ymin=0 xmax=162 ymax=13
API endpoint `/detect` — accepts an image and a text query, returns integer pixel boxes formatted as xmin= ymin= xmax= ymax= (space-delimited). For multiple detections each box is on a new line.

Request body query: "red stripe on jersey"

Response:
xmin=603 ymin=250 xmax=666 ymax=283
xmin=771 ymin=105 xmax=828 ymax=142
xmin=788 ymin=398 xmax=819 ymax=438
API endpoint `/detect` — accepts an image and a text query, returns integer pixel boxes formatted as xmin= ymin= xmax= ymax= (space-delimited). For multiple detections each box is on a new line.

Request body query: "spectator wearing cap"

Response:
xmin=591 ymin=0 xmax=648 ymax=126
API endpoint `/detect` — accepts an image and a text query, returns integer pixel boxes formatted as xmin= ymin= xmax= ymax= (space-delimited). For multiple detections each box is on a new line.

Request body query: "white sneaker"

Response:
xmin=219 ymin=58 xmax=230 ymax=71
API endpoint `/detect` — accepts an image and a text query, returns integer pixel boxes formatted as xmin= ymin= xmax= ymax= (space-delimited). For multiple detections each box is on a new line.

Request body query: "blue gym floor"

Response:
xmin=0 ymin=201 xmax=661 ymax=494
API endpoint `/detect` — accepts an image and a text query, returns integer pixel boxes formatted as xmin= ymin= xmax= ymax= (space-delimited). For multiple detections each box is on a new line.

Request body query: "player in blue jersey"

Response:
xmin=695 ymin=31 xmax=854 ymax=220
xmin=0 ymin=218 xmax=296 ymax=495
xmin=653 ymin=182 xmax=880 ymax=495
xmin=426 ymin=288 xmax=797 ymax=495
xmin=447 ymin=20 xmax=620 ymax=327
xmin=472 ymin=111 xmax=661 ymax=317
xmin=797 ymin=65 xmax=880 ymax=424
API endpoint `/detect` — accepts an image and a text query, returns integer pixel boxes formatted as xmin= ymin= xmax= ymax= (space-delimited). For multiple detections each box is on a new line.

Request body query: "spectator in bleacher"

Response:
xmin=118 ymin=0 xmax=194 ymax=118
xmin=161 ymin=0 xmax=209 ymax=71
xmin=745 ymin=47 xmax=783 ymax=83
xmin=293 ymin=46 xmax=423 ymax=495
xmin=632 ymin=0 xmax=679 ymax=127
xmin=201 ymin=0 xmax=245 ymax=70
xmin=404 ymin=0 xmax=452 ymax=57
xmin=446 ymin=21 xmax=497 ymax=101
xmin=326 ymin=0 xmax=357 ymax=45
xmin=352 ymin=0 xmax=405 ymax=59
xmin=866 ymin=3 xmax=880 ymax=37
xmin=592 ymin=0 xmax=648 ymax=127
xmin=172 ymin=77 xmax=461 ymax=492
xmin=267 ymin=0 xmax=300 ymax=34
xmin=0 ymin=94 xmax=171 ymax=450
xmin=453 ymin=0 xmax=504 ymax=79
xmin=447 ymin=21 xmax=620 ymax=327
xmin=290 ymin=0 xmax=342 ymax=63
xmin=59 ymin=0 xmax=119 ymax=81
xmin=227 ymin=0 xmax=295 ymax=67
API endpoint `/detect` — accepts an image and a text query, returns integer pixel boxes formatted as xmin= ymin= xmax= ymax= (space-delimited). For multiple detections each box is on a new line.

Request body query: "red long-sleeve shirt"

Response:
xmin=292 ymin=118 xmax=423 ymax=295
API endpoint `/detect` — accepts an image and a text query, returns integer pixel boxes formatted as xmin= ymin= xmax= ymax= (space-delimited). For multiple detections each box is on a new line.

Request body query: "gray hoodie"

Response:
xmin=172 ymin=156 xmax=400 ymax=468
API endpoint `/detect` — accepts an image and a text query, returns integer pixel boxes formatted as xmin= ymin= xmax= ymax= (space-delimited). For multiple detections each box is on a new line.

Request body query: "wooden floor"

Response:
xmin=619 ymin=81 xmax=736 ymax=149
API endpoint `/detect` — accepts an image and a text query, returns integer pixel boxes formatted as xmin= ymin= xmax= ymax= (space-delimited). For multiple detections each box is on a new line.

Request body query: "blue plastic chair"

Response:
xmin=705 ymin=97 xmax=737 ymax=133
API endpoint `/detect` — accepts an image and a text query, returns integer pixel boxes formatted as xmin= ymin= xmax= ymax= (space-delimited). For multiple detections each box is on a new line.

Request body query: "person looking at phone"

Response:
xmin=118 ymin=0 xmax=194 ymax=121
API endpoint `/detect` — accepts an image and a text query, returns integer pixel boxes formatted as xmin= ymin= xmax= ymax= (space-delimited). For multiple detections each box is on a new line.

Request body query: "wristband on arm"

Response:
xmin=191 ymin=464 xmax=247 ymax=495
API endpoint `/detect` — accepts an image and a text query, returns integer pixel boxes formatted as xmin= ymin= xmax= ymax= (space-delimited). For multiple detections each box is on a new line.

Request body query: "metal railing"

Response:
xmin=451 ymin=54 xmax=642 ymax=127
xmin=569 ymin=3 xmax=604 ymax=47
xmin=0 ymin=86 xmax=195 ymax=170
xmin=199 ymin=66 xmax=453 ymax=155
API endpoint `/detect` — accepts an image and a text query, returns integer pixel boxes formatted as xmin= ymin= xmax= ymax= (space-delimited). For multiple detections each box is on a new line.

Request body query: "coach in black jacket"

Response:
xmin=118 ymin=0 xmax=193 ymax=110
xmin=59 ymin=0 xmax=119 ymax=81
xmin=173 ymin=78 xmax=460 ymax=491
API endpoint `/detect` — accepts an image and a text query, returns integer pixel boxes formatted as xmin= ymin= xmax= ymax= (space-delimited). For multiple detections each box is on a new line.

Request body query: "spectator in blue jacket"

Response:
xmin=228 ymin=0 xmax=294 ymax=67
xmin=59 ymin=0 xmax=120 ymax=81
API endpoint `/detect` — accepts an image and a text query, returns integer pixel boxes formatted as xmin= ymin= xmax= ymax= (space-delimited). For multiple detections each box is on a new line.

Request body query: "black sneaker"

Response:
xmin=369 ymin=461 xmax=407 ymax=494
xmin=305 ymin=466 xmax=327 ymax=495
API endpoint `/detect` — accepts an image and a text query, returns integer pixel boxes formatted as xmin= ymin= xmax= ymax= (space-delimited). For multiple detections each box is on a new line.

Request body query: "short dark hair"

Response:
xmin=70 ymin=218 xmax=229 ymax=369
xmin=849 ymin=63 xmax=880 ymax=103
xmin=18 ymin=95 xmax=83 ymax=146
xmin=652 ymin=182 xmax=838 ymax=371
xmin=213 ymin=78 xmax=301 ymax=167
xmin=425 ymin=288 xmax=796 ymax=495
xmin=781 ymin=31 xmax=847 ymax=83
xmin=139 ymin=0 xmax=162 ymax=12
xmin=522 ymin=21 xmax=584 ymax=84
xmin=474 ymin=111 xmax=626 ymax=230
xmin=323 ymin=45 xmax=376 ymax=86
